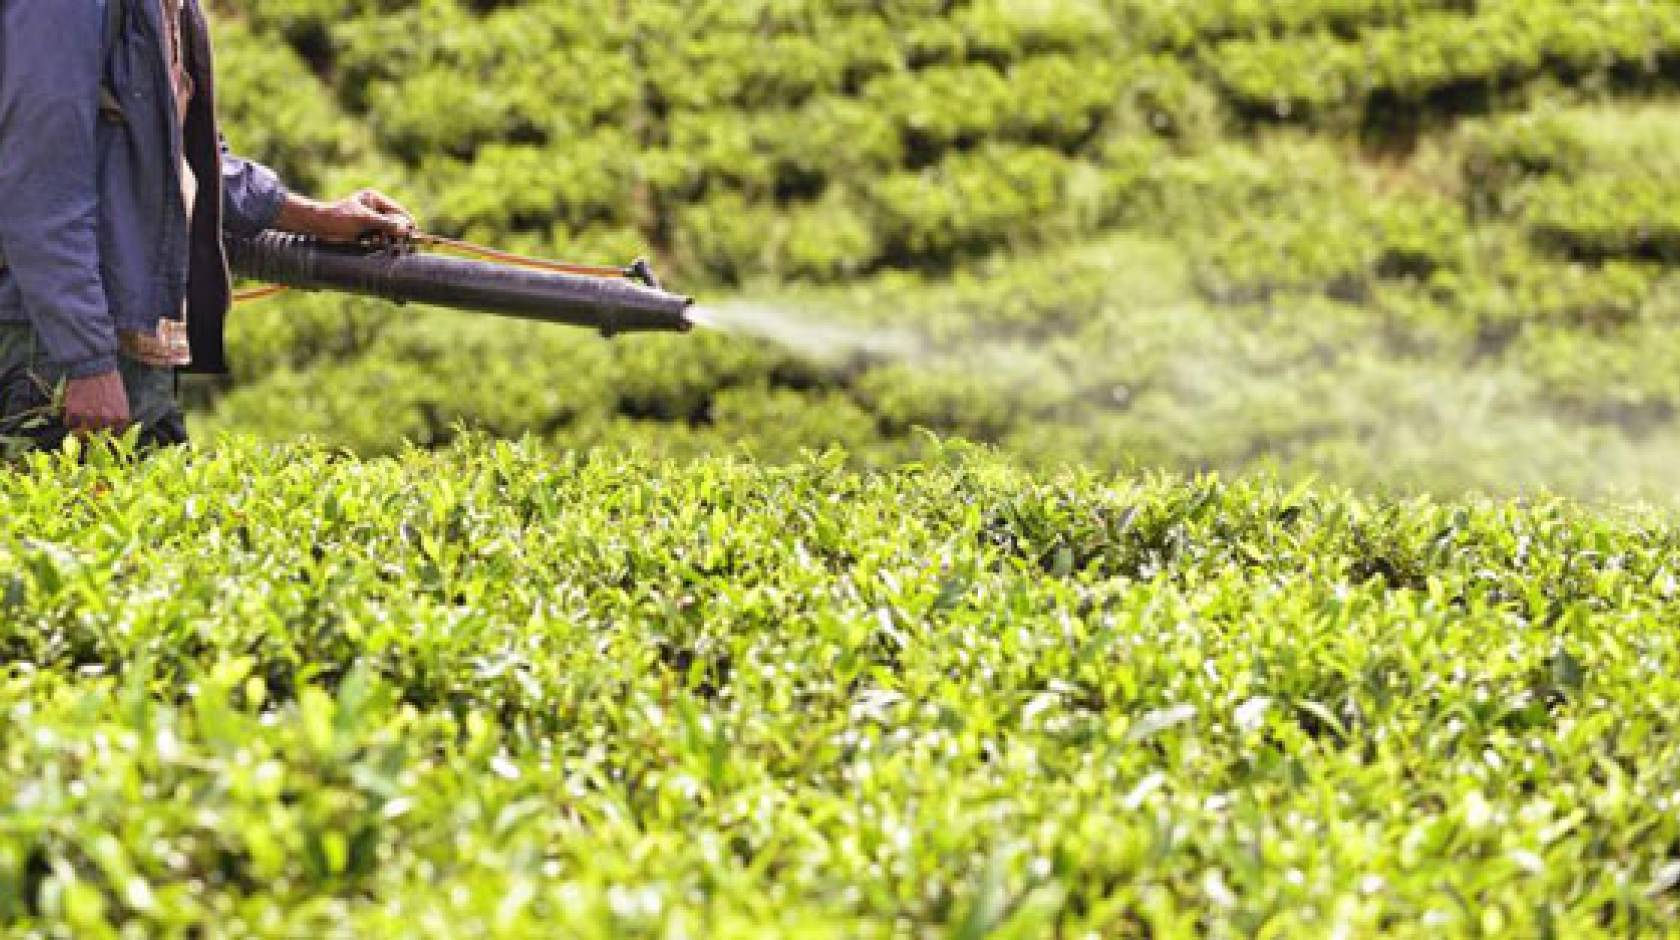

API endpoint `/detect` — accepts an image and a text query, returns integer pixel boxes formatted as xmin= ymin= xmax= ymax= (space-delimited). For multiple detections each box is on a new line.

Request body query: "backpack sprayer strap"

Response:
xmin=98 ymin=0 xmax=128 ymax=124
xmin=0 ymin=0 xmax=126 ymax=274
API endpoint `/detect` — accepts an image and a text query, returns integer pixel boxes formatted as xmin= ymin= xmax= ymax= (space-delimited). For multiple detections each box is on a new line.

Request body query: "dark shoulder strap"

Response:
xmin=99 ymin=0 xmax=127 ymax=123
xmin=104 ymin=0 xmax=126 ymax=57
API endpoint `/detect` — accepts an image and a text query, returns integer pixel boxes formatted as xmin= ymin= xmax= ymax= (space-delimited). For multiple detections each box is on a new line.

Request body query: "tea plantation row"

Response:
xmin=3 ymin=438 xmax=1679 ymax=934
xmin=202 ymin=0 xmax=1680 ymax=490
xmin=204 ymin=218 xmax=1680 ymax=502
xmin=213 ymin=0 xmax=1680 ymax=281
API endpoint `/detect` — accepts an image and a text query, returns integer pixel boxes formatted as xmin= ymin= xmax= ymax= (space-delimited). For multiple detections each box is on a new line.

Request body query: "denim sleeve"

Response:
xmin=220 ymin=135 xmax=288 ymax=237
xmin=0 ymin=2 xmax=118 ymax=379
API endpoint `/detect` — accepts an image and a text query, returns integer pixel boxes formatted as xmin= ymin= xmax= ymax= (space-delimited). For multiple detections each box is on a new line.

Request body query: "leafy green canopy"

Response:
xmin=3 ymin=438 xmax=1679 ymax=934
xmin=214 ymin=0 xmax=1680 ymax=282
xmin=203 ymin=0 xmax=1680 ymax=485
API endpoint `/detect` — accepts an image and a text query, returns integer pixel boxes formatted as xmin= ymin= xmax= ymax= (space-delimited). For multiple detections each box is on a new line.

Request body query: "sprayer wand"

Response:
xmin=234 ymin=232 xmax=668 ymax=301
xmin=226 ymin=230 xmax=694 ymax=337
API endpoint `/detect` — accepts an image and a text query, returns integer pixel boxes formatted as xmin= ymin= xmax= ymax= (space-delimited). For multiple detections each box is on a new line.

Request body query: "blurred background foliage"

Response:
xmin=204 ymin=0 xmax=1680 ymax=495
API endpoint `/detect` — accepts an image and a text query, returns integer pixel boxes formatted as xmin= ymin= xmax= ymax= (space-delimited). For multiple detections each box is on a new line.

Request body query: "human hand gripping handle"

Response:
xmin=275 ymin=189 xmax=417 ymax=243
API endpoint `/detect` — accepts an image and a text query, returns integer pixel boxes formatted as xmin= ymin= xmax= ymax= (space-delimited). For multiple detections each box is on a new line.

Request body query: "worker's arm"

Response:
xmin=220 ymin=136 xmax=290 ymax=238
xmin=221 ymin=134 xmax=414 ymax=242
xmin=222 ymin=135 xmax=413 ymax=243
xmin=0 ymin=1 xmax=128 ymax=431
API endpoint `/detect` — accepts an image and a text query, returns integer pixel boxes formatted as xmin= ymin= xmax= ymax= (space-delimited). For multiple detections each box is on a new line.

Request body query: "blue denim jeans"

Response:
xmin=0 ymin=323 xmax=187 ymax=455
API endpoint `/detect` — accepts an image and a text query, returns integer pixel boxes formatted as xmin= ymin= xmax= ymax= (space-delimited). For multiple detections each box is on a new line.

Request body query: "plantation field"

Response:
xmin=198 ymin=0 xmax=1680 ymax=498
xmin=10 ymin=4 xmax=1680 ymax=935
xmin=3 ymin=439 xmax=1680 ymax=935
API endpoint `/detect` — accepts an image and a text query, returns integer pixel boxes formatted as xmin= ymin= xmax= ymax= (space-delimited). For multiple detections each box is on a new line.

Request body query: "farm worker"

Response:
xmin=0 ymin=0 xmax=414 ymax=449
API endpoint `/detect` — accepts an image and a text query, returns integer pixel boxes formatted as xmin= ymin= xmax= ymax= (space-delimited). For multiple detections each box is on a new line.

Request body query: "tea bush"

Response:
xmin=201 ymin=0 xmax=1680 ymax=489
xmin=5 ymin=438 xmax=1680 ymax=934
xmin=11 ymin=7 xmax=1680 ymax=930
xmin=204 ymin=231 xmax=1680 ymax=501
xmin=212 ymin=0 xmax=1680 ymax=282
xmin=1210 ymin=0 xmax=1680 ymax=125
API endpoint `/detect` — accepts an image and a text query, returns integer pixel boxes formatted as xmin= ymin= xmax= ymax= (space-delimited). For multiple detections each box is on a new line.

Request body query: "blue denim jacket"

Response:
xmin=0 ymin=0 xmax=286 ymax=377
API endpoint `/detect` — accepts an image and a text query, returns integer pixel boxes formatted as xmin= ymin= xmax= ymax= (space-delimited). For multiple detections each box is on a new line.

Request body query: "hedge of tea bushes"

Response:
xmin=203 ymin=0 xmax=1680 ymax=490
xmin=212 ymin=0 xmax=1680 ymax=283
xmin=6 ymin=438 xmax=1680 ymax=934
xmin=202 ymin=230 xmax=1680 ymax=503
xmin=1208 ymin=0 xmax=1680 ymax=124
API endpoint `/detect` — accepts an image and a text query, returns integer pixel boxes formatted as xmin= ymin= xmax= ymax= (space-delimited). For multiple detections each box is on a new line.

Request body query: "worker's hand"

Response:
xmin=277 ymin=189 xmax=417 ymax=243
xmin=63 ymin=370 xmax=131 ymax=436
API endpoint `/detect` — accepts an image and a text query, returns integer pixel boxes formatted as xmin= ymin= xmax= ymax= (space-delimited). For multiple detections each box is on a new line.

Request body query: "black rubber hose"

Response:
xmin=226 ymin=231 xmax=693 ymax=336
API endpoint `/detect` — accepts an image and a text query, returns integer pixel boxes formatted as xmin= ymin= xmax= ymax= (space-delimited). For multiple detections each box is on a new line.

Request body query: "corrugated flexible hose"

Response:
xmin=226 ymin=231 xmax=692 ymax=337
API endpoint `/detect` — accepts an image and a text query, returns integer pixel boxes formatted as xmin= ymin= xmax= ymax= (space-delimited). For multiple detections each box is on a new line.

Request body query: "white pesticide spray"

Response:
xmin=682 ymin=286 xmax=1680 ymax=507
xmin=687 ymin=302 xmax=925 ymax=364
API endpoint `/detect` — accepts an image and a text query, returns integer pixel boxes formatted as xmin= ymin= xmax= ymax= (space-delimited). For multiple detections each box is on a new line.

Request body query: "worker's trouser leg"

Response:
xmin=0 ymin=323 xmax=188 ymax=456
